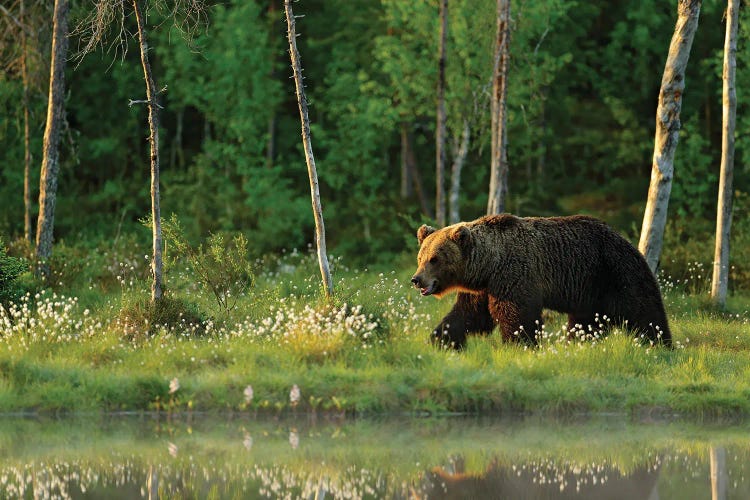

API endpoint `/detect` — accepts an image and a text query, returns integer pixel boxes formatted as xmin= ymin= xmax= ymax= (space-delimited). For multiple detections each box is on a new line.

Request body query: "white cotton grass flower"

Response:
xmin=244 ymin=385 xmax=254 ymax=404
xmin=290 ymin=384 xmax=301 ymax=406
xmin=169 ymin=378 xmax=180 ymax=394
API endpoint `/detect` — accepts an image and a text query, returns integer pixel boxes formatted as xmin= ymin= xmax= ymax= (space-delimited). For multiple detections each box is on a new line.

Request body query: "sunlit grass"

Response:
xmin=0 ymin=246 xmax=748 ymax=415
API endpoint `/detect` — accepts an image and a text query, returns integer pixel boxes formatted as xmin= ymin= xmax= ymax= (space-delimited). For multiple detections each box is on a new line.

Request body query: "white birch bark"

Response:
xmin=133 ymin=0 xmax=163 ymax=302
xmin=710 ymin=0 xmax=738 ymax=307
xmin=449 ymin=120 xmax=470 ymax=224
xmin=284 ymin=0 xmax=334 ymax=299
xmin=638 ymin=0 xmax=701 ymax=273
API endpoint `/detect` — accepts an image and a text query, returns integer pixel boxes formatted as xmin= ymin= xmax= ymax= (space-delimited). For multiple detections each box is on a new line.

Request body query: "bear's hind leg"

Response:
xmin=489 ymin=298 xmax=542 ymax=345
xmin=431 ymin=292 xmax=493 ymax=349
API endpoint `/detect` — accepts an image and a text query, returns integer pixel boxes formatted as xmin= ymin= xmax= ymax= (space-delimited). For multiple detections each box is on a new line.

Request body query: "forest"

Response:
xmin=0 ymin=0 xmax=746 ymax=265
xmin=0 ymin=0 xmax=749 ymax=415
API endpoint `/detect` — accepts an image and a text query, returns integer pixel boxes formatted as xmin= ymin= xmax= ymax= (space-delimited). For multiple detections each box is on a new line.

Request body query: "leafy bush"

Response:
xmin=0 ymin=238 xmax=29 ymax=306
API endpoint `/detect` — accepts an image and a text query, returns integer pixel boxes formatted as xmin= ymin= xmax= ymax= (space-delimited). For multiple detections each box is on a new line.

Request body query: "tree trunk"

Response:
xmin=35 ymin=0 xmax=69 ymax=281
xmin=265 ymin=0 xmax=278 ymax=169
xmin=487 ymin=0 xmax=510 ymax=215
xmin=405 ymin=127 xmax=433 ymax=219
xmin=711 ymin=0 xmax=738 ymax=307
xmin=400 ymin=122 xmax=412 ymax=199
xmin=435 ymin=0 xmax=448 ymax=227
xmin=21 ymin=0 xmax=33 ymax=245
xmin=638 ymin=0 xmax=701 ymax=273
xmin=449 ymin=119 xmax=470 ymax=224
xmin=284 ymin=0 xmax=334 ymax=299
xmin=133 ymin=0 xmax=163 ymax=303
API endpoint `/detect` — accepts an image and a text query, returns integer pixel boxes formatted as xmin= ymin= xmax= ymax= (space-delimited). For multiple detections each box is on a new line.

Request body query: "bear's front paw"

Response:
xmin=430 ymin=325 xmax=464 ymax=350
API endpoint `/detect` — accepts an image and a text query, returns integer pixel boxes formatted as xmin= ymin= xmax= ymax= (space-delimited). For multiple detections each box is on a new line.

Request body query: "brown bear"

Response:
xmin=411 ymin=214 xmax=671 ymax=349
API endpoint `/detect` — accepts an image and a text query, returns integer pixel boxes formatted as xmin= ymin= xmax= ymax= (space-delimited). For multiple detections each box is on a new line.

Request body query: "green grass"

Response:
xmin=0 ymin=247 xmax=749 ymax=416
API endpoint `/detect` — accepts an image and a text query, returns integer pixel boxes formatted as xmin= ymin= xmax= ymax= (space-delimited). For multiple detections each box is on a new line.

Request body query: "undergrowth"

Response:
xmin=0 ymin=235 xmax=748 ymax=416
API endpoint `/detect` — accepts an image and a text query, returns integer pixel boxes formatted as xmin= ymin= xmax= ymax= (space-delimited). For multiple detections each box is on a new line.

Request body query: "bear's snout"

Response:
xmin=411 ymin=274 xmax=437 ymax=296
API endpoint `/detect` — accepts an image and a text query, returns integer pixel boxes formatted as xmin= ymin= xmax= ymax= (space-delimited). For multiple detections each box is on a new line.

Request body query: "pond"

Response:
xmin=0 ymin=413 xmax=748 ymax=499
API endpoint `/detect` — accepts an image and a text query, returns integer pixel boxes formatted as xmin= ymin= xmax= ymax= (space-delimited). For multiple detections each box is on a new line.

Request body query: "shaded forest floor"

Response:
xmin=0 ymin=240 xmax=749 ymax=417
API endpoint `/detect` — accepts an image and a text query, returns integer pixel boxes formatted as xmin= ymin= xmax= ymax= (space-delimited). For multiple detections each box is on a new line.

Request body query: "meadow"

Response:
xmin=0 ymin=235 xmax=748 ymax=417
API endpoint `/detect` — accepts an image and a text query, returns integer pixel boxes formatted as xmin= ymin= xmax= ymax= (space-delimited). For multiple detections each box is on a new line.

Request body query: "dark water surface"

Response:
xmin=0 ymin=413 xmax=748 ymax=499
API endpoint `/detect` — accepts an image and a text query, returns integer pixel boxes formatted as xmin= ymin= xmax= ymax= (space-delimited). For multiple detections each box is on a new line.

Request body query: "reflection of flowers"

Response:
xmin=168 ymin=442 xmax=178 ymax=457
xmin=169 ymin=378 xmax=180 ymax=394
xmin=243 ymin=433 xmax=253 ymax=451
xmin=290 ymin=385 xmax=300 ymax=407
xmin=289 ymin=430 xmax=299 ymax=450
xmin=244 ymin=385 xmax=254 ymax=404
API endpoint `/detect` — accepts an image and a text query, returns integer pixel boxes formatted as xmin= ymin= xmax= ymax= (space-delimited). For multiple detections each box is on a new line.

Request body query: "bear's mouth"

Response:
xmin=420 ymin=281 xmax=438 ymax=296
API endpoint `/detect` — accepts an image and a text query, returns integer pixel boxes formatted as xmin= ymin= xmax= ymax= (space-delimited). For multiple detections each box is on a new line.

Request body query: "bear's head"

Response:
xmin=411 ymin=223 xmax=472 ymax=298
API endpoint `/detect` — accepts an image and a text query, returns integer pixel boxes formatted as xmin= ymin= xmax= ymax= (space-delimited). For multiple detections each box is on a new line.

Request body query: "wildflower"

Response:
xmin=169 ymin=378 xmax=180 ymax=394
xmin=290 ymin=384 xmax=301 ymax=406
xmin=244 ymin=385 xmax=254 ymax=404
xmin=168 ymin=442 xmax=178 ymax=457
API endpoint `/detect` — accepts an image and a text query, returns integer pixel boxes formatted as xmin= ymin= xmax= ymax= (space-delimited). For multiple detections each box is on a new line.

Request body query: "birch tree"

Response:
xmin=284 ymin=0 xmax=334 ymax=299
xmin=711 ymin=0 xmax=739 ymax=307
xmin=487 ymin=0 xmax=510 ymax=215
xmin=132 ymin=0 xmax=164 ymax=302
xmin=35 ymin=0 xmax=69 ymax=282
xmin=638 ymin=0 xmax=701 ymax=273
xmin=449 ymin=120 xmax=470 ymax=224
xmin=435 ymin=0 xmax=448 ymax=227
xmin=75 ymin=0 xmax=205 ymax=303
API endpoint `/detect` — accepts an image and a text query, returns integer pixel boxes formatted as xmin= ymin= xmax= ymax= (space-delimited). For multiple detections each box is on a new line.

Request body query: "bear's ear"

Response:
xmin=449 ymin=225 xmax=472 ymax=249
xmin=417 ymin=225 xmax=437 ymax=245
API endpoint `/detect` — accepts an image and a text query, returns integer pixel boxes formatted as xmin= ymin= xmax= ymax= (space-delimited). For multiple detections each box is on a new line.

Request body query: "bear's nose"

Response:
xmin=411 ymin=276 xmax=421 ymax=287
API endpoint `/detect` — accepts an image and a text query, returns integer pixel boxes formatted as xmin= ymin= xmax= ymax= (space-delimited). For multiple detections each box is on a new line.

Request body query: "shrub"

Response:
xmin=118 ymin=295 xmax=207 ymax=341
xmin=161 ymin=214 xmax=255 ymax=313
xmin=0 ymin=238 xmax=29 ymax=306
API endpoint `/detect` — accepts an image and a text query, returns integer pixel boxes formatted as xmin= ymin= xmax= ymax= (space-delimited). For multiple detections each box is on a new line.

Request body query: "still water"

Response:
xmin=0 ymin=413 xmax=748 ymax=499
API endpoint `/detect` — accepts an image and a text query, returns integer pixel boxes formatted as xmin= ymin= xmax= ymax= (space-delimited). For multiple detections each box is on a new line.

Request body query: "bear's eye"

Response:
xmin=429 ymin=256 xmax=438 ymax=264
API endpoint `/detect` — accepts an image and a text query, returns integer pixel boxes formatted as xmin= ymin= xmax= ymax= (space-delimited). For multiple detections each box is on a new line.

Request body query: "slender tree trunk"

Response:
xmin=405 ymin=128 xmax=433 ymax=219
xmin=400 ymin=122 xmax=413 ymax=199
xmin=487 ymin=0 xmax=510 ymax=215
xmin=21 ymin=0 xmax=33 ymax=245
xmin=711 ymin=0 xmax=738 ymax=307
xmin=284 ymin=0 xmax=334 ymax=299
xmin=35 ymin=0 xmax=69 ymax=281
xmin=265 ymin=0 xmax=277 ymax=169
xmin=449 ymin=119 xmax=470 ymax=224
xmin=133 ymin=0 xmax=163 ymax=302
xmin=435 ymin=0 xmax=448 ymax=227
xmin=638 ymin=0 xmax=701 ymax=273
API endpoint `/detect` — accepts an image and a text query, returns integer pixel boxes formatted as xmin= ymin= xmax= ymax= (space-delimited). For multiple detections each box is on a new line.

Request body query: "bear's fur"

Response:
xmin=411 ymin=214 xmax=672 ymax=349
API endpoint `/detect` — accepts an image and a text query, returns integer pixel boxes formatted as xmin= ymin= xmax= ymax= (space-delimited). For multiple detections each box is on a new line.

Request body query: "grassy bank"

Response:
xmin=0 ymin=245 xmax=748 ymax=416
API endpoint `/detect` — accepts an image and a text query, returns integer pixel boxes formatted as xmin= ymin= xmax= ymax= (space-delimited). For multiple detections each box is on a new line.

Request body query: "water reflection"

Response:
xmin=0 ymin=414 xmax=748 ymax=499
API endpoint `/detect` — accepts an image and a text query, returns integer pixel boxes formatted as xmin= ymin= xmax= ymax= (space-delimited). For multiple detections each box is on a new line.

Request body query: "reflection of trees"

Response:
xmin=415 ymin=455 xmax=662 ymax=500
xmin=711 ymin=447 xmax=727 ymax=500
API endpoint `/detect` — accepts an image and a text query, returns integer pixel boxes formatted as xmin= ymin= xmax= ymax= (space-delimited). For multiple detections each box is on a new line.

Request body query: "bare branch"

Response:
xmin=0 ymin=3 xmax=31 ymax=35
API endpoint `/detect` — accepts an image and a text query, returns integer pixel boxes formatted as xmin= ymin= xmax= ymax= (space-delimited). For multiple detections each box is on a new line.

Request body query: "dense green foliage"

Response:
xmin=1 ymin=0 xmax=748 ymax=267
xmin=0 ymin=239 xmax=28 ymax=306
